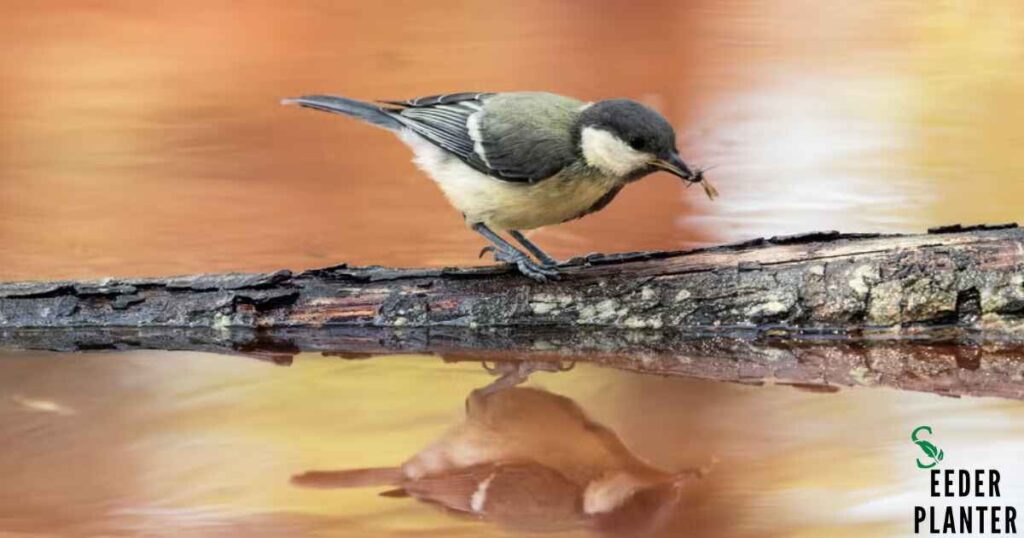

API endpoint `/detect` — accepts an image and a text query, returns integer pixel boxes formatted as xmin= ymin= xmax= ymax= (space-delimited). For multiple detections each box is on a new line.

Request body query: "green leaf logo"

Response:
xmin=912 ymin=426 xmax=944 ymax=469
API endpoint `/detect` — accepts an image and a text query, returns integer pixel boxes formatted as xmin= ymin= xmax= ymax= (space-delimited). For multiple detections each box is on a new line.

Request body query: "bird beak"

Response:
xmin=652 ymin=152 xmax=696 ymax=181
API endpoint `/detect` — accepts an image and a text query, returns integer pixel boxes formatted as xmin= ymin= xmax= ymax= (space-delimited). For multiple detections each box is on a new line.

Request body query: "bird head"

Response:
xmin=577 ymin=99 xmax=696 ymax=183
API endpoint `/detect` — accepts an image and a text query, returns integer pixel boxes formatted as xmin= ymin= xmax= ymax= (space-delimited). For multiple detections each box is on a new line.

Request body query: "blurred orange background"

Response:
xmin=1 ymin=0 xmax=1022 ymax=281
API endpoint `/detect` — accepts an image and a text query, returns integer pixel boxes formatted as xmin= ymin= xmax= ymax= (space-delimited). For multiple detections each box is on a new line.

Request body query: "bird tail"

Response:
xmin=281 ymin=95 xmax=403 ymax=130
xmin=290 ymin=467 xmax=404 ymax=489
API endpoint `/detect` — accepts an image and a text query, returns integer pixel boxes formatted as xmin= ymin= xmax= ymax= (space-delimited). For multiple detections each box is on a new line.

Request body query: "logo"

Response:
xmin=912 ymin=426 xmax=944 ymax=469
xmin=910 ymin=426 xmax=1019 ymax=534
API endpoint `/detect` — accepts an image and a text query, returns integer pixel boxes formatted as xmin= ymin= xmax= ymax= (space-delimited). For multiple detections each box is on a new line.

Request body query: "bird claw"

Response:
xmin=476 ymin=360 xmax=574 ymax=395
xmin=499 ymin=251 xmax=561 ymax=282
xmin=514 ymin=258 xmax=561 ymax=282
xmin=481 ymin=246 xmax=561 ymax=282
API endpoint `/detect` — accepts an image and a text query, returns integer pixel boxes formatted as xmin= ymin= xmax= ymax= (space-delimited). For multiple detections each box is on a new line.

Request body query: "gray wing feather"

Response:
xmin=384 ymin=92 xmax=583 ymax=183
xmin=382 ymin=93 xmax=492 ymax=175
xmin=475 ymin=92 xmax=583 ymax=182
xmin=380 ymin=92 xmax=494 ymax=108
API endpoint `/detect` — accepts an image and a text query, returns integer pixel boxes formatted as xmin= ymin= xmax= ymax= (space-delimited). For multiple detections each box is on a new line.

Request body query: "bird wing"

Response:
xmin=399 ymin=461 xmax=581 ymax=517
xmin=382 ymin=92 xmax=584 ymax=183
xmin=398 ymin=462 xmax=499 ymax=513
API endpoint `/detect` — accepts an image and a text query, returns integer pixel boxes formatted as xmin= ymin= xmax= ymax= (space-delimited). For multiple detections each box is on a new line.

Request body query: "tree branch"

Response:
xmin=3 ymin=224 xmax=1024 ymax=400
xmin=3 ymin=224 xmax=1022 ymax=333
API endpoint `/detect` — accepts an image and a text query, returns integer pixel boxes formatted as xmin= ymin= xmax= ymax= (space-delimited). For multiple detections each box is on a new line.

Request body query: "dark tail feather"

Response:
xmin=379 ymin=488 xmax=410 ymax=498
xmin=282 ymin=95 xmax=403 ymax=130
xmin=290 ymin=467 xmax=404 ymax=489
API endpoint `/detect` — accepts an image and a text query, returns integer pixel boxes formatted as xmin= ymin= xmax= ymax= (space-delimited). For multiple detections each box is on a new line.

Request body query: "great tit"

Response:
xmin=282 ymin=92 xmax=710 ymax=281
xmin=291 ymin=385 xmax=706 ymax=534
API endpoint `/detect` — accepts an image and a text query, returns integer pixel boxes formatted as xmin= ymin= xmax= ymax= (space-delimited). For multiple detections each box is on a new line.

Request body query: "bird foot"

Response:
xmin=479 ymin=246 xmax=561 ymax=282
xmin=478 ymin=360 xmax=575 ymax=395
xmin=486 ymin=246 xmax=560 ymax=267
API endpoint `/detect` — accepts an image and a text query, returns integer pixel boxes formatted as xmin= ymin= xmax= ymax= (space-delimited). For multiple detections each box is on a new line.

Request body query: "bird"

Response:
xmin=291 ymin=379 xmax=708 ymax=534
xmin=282 ymin=91 xmax=715 ymax=282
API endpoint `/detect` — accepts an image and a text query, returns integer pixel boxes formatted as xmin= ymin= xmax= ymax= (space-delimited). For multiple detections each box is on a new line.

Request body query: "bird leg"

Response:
xmin=476 ymin=360 xmax=575 ymax=396
xmin=509 ymin=230 xmax=560 ymax=267
xmin=473 ymin=223 xmax=560 ymax=282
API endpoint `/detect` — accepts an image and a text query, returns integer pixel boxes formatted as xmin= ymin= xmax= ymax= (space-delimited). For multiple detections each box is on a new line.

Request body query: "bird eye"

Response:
xmin=628 ymin=137 xmax=645 ymax=150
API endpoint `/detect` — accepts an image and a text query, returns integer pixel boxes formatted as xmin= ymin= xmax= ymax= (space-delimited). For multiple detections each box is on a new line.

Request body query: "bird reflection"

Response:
xmin=292 ymin=362 xmax=709 ymax=535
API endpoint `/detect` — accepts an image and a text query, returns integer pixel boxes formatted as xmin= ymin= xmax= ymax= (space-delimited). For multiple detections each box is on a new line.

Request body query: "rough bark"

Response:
xmin=2 ymin=224 xmax=1023 ymax=334
xmin=3 ymin=224 xmax=1024 ymax=400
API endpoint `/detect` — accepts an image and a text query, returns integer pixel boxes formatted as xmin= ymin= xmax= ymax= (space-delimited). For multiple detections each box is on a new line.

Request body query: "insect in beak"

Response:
xmin=653 ymin=154 xmax=719 ymax=201
xmin=692 ymin=166 xmax=719 ymax=200
xmin=652 ymin=152 xmax=695 ymax=181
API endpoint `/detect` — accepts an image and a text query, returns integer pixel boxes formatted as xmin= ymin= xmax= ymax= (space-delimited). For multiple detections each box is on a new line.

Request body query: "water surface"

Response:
xmin=3 ymin=352 xmax=1023 ymax=537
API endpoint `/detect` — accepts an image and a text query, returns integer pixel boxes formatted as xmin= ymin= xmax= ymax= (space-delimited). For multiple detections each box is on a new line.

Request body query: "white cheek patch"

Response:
xmin=580 ymin=127 xmax=652 ymax=177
